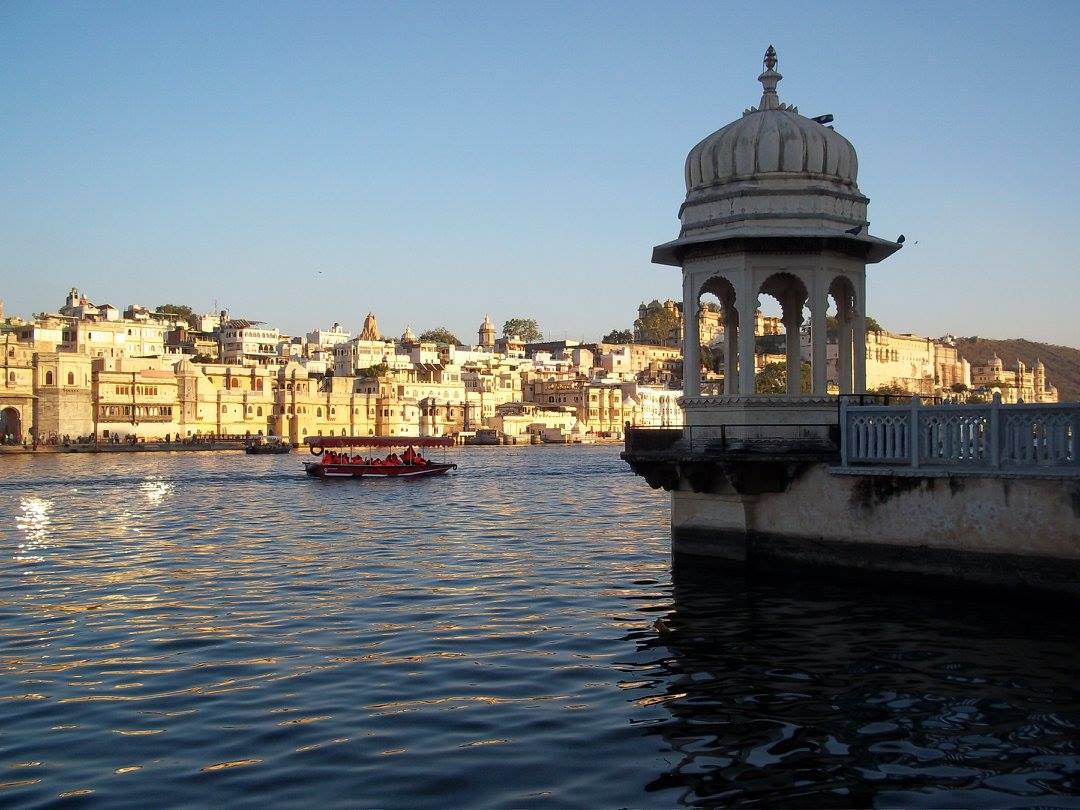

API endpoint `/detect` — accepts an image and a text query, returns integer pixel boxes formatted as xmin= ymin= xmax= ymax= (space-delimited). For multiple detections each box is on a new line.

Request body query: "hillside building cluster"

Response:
xmin=0 ymin=289 xmax=683 ymax=445
xmin=0 ymin=281 xmax=1060 ymax=446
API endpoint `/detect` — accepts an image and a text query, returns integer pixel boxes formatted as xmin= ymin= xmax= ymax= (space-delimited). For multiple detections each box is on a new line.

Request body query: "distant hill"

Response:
xmin=953 ymin=337 xmax=1080 ymax=402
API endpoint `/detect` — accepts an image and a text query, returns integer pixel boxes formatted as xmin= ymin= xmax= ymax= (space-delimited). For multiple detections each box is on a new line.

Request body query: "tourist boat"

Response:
xmin=303 ymin=436 xmax=457 ymax=479
xmin=245 ymin=436 xmax=292 ymax=455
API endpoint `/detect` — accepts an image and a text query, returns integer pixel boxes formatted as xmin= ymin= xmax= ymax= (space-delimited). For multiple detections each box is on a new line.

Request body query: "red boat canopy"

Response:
xmin=305 ymin=436 xmax=454 ymax=448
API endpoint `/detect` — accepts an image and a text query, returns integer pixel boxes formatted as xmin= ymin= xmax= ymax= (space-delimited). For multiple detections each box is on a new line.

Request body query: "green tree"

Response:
xmin=755 ymin=361 xmax=812 ymax=394
xmin=826 ymin=314 xmax=883 ymax=336
xmin=156 ymin=303 xmax=199 ymax=330
xmin=502 ymin=318 xmax=542 ymax=342
xmin=419 ymin=327 xmax=461 ymax=346
xmin=190 ymin=353 xmax=216 ymax=364
xmin=637 ymin=307 xmax=680 ymax=345
xmin=700 ymin=344 xmax=715 ymax=372
xmin=358 ymin=362 xmax=389 ymax=378
xmin=602 ymin=329 xmax=633 ymax=344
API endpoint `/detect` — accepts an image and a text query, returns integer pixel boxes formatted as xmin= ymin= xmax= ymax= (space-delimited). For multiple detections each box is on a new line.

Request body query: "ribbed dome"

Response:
xmin=685 ymin=47 xmax=858 ymax=193
xmin=685 ymin=107 xmax=858 ymax=192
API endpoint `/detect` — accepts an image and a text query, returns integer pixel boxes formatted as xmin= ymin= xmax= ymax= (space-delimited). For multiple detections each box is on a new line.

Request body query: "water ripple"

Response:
xmin=0 ymin=448 xmax=1078 ymax=807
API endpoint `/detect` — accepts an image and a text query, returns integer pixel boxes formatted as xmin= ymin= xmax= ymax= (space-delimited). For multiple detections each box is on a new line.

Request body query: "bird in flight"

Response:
xmin=897 ymin=234 xmax=906 ymax=244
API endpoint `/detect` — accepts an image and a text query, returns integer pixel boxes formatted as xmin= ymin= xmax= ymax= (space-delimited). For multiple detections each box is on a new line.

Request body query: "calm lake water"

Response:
xmin=1 ymin=446 xmax=1078 ymax=808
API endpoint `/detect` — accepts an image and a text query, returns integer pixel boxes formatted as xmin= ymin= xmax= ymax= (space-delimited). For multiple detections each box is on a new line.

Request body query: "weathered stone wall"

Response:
xmin=672 ymin=465 xmax=1080 ymax=594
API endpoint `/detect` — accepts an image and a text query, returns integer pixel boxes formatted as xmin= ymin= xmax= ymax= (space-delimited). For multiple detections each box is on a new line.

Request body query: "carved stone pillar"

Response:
xmin=724 ymin=307 xmax=739 ymax=395
xmin=782 ymin=309 xmax=801 ymax=396
xmin=737 ymin=296 xmax=757 ymax=395
xmin=838 ymin=293 xmax=852 ymax=395
xmin=854 ymin=277 xmax=867 ymax=394
xmin=683 ymin=279 xmax=701 ymax=398
xmin=809 ymin=289 xmax=828 ymax=396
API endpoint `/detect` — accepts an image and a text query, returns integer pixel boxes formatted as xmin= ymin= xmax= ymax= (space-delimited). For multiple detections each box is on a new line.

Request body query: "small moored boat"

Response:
xmin=303 ymin=436 xmax=457 ymax=479
xmin=245 ymin=436 xmax=292 ymax=455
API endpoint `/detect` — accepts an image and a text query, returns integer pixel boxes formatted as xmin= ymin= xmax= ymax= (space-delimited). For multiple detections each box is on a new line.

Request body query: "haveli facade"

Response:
xmin=970 ymin=354 xmax=1058 ymax=403
xmin=0 ymin=303 xmax=686 ymax=445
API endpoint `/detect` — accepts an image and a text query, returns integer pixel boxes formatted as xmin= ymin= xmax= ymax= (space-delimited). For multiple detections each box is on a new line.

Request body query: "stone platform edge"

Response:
xmin=672 ymin=527 xmax=1080 ymax=599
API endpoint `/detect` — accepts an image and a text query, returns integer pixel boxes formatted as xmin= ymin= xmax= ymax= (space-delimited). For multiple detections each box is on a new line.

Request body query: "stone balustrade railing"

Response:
xmin=840 ymin=394 xmax=1080 ymax=473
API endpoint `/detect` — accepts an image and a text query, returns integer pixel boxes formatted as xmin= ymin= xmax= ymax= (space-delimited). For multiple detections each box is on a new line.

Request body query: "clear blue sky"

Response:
xmin=2 ymin=1 xmax=1078 ymax=346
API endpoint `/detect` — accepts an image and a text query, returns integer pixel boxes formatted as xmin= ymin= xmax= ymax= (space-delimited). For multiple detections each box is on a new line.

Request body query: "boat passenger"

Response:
xmin=403 ymin=446 xmax=416 ymax=465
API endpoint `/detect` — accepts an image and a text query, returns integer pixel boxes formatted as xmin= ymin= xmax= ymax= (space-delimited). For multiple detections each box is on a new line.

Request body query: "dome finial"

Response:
xmin=757 ymin=45 xmax=782 ymax=110
xmin=764 ymin=45 xmax=777 ymax=71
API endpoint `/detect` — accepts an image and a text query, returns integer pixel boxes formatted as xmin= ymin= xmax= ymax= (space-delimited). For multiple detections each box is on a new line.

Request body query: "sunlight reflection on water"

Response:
xmin=0 ymin=447 xmax=1078 ymax=808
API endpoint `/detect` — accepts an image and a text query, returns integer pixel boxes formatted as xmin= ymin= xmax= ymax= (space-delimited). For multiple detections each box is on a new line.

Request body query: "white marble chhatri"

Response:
xmin=655 ymin=46 xmax=901 ymax=425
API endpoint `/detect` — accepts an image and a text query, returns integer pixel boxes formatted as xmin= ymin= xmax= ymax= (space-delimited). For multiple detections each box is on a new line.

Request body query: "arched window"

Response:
xmin=301 ymin=428 xmax=307 ymax=435
xmin=221 ymin=404 xmax=227 ymax=413
xmin=67 ymin=372 xmax=75 ymax=386
xmin=255 ymin=379 xmax=263 ymax=390
xmin=256 ymin=406 xmax=263 ymax=417
xmin=45 ymin=371 xmax=54 ymax=385
xmin=316 ymin=407 xmax=323 ymax=417
xmin=230 ymin=378 xmax=239 ymax=389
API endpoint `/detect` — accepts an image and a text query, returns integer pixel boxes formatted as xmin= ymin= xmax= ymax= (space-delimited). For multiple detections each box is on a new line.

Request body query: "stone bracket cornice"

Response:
xmin=680 ymin=212 xmax=865 ymax=237
xmin=681 ymin=183 xmax=869 ymax=216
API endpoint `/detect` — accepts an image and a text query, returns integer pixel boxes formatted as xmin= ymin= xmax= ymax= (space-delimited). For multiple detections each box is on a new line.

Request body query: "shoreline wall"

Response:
xmin=671 ymin=464 xmax=1080 ymax=596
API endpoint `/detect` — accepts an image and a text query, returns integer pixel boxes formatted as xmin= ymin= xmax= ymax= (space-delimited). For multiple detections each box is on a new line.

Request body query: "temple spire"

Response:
xmin=757 ymin=45 xmax=782 ymax=110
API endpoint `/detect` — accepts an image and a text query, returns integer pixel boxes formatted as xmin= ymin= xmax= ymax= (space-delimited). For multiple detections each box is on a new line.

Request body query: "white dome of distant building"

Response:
xmin=174 ymin=358 xmax=195 ymax=373
xmin=401 ymin=326 xmax=417 ymax=343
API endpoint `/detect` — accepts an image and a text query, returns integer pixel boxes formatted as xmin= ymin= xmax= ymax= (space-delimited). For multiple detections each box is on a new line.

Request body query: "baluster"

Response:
xmin=1067 ymin=414 xmax=1075 ymax=466
xmin=990 ymin=393 xmax=1001 ymax=468
xmin=910 ymin=396 xmax=921 ymax=468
